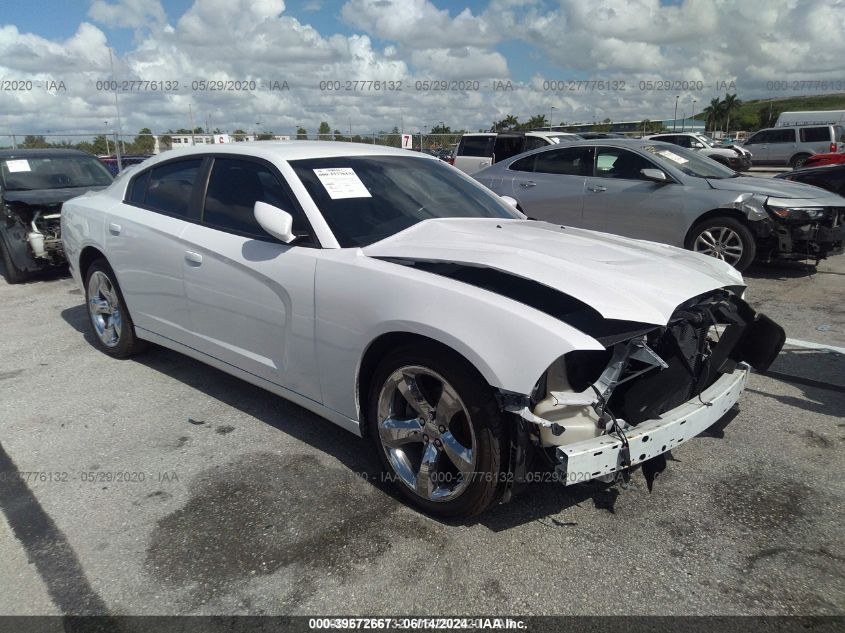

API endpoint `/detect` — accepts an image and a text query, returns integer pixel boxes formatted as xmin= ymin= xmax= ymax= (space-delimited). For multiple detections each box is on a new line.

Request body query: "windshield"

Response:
xmin=0 ymin=155 xmax=114 ymax=191
xmin=290 ymin=155 xmax=520 ymax=247
xmin=642 ymin=143 xmax=738 ymax=179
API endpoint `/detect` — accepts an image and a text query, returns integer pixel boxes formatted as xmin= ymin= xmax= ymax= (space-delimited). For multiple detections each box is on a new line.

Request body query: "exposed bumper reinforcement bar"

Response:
xmin=555 ymin=364 xmax=749 ymax=485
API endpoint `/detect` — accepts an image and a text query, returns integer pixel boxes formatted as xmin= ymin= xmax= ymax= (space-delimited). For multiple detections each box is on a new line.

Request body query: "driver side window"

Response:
xmin=202 ymin=158 xmax=313 ymax=244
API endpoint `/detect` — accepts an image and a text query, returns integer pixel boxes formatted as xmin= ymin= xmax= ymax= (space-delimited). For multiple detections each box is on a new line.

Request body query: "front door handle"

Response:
xmin=108 ymin=223 xmax=121 ymax=235
xmin=519 ymin=181 xmax=537 ymax=188
xmin=184 ymin=251 xmax=203 ymax=266
xmin=588 ymin=185 xmax=607 ymax=192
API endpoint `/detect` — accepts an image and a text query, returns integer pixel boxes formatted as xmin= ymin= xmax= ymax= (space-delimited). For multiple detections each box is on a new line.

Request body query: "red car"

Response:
xmin=802 ymin=152 xmax=845 ymax=168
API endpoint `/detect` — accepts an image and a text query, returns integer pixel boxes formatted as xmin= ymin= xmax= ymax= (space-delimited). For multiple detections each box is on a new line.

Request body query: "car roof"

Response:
xmin=138 ymin=141 xmax=438 ymax=169
xmin=0 ymin=148 xmax=93 ymax=159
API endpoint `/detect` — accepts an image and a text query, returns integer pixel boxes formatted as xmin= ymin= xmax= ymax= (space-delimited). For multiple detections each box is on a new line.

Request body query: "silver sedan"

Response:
xmin=474 ymin=139 xmax=845 ymax=271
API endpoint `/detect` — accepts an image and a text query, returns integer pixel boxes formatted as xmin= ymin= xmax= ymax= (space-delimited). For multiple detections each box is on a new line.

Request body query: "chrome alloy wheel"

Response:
xmin=87 ymin=271 xmax=123 ymax=348
xmin=376 ymin=366 xmax=477 ymax=503
xmin=693 ymin=226 xmax=744 ymax=266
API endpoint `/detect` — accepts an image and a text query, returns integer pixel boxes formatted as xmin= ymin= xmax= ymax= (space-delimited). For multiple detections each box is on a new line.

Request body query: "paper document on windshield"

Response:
xmin=656 ymin=150 xmax=688 ymax=164
xmin=313 ymin=167 xmax=372 ymax=199
xmin=5 ymin=159 xmax=31 ymax=173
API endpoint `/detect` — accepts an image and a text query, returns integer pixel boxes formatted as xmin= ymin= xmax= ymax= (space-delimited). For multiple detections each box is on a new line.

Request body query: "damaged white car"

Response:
xmin=61 ymin=142 xmax=785 ymax=517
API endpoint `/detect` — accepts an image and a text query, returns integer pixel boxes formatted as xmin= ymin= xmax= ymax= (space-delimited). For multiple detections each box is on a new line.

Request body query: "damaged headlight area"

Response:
xmin=504 ymin=289 xmax=785 ymax=491
xmin=2 ymin=201 xmax=66 ymax=267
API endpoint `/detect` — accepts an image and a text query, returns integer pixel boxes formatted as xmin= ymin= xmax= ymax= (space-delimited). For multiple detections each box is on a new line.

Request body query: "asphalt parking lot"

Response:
xmin=0 ymin=251 xmax=842 ymax=619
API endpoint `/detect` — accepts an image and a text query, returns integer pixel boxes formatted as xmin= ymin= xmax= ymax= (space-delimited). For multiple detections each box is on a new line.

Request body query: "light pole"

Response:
xmin=188 ymin=103 xmax=195 ymax=146
xmin=549 ymin=106 xmax=556 ymax=131
xmin=691 ymin=99 xmax=697 ymax=131
xmin=104 ymin=121 xmax=110 ymax=156
xmin=673 ymin=95 xmax=679 ymax=131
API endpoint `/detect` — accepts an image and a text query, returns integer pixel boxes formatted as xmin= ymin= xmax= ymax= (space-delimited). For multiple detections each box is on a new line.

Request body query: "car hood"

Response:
xmin=705 ymin=176 xmax=840 ymax=200
xmin=1 ymin=186 xmax=108 ymax=207
xmin=363 ymin=218 xmax=744 ymax=325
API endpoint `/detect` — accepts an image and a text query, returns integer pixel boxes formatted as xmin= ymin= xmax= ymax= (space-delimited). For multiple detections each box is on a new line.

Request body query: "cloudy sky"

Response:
xmin=0 ymin=0 xmax=843 ymax=138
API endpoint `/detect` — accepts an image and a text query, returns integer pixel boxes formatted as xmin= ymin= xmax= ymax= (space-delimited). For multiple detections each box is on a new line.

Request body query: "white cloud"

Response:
xmin=0 ymin=0 xmax=843 ymax=138
xmin=88 ymin=0 xmax=167 ymax=30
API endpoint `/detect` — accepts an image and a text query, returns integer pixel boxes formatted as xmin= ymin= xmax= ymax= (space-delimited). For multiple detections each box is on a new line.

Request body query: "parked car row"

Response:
xmin=473 ymin=139 xmax=845 ymax=271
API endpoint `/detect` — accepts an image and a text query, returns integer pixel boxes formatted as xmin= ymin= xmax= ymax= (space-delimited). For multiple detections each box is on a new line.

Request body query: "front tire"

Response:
xmin=0 ymin=238 xmax=26 ymax=284
xmin=686 ymin=216 xmax=756 ymax=272
xmin=84 ymin=259 xmax=146 ymax=358
xmin=367 ymin=345 xmax=507 ymax=518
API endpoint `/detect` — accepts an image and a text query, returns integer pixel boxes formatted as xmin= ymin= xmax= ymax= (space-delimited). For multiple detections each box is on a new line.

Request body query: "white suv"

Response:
xmin=452 ymin=131 xmax=582 ymax=174
xmin=645 ymin=133 xmax=753 ymax=171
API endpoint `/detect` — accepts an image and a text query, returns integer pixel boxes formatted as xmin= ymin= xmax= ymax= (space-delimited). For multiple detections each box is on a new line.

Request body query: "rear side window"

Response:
xmin=458 ymin=136 xmax=494 ymax=157
xmin=203 ymin=158 xmax=309 ymax=241
xmin=836 ymin=126 xmax=845 ymax=142
xmin=493 ymin=136 xmax=526 ymax=162
xmin=800 ymin=127 xmax=830 ymax=142
xmin=145 ymin=159 xmax=202 ymax=217
xmin=533 ymin=147 xmax=594 ymax=175
xmin=769 ymin=129 xmax=796 ymax=143
xmin=128 ymin=170 xmax=150 ymax=204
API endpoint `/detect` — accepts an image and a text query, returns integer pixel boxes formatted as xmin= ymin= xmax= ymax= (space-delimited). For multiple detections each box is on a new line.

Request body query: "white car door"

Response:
xmin=106 ymin=158 xmax=202 ymax=342
xmin=179 ymin=156 xmax=323 ymax=401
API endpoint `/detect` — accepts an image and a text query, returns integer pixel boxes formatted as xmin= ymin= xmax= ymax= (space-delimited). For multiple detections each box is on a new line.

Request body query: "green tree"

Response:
xmin=702 ymin=97 xmax=724 ymax=135
xmin=231 ymin=129 xmax=247 ymax=141
xmin=318 ymin=121 xmax=331 ymax=137
xmin=91 ymin=135 xmax=110 ymax=155
xmin=525 ymin=114 xmax=548 ymax=130
xmin=430 ymin=122 xmax=452 ymax=134
xmin=22 ymin=135 xmax=50 ymax=149
xmin=134 ymin=128 xmax=155 ymax=154
xmin=296 ymin=127 xmax=308 ymax=140
xmin=722 ymin=93 xmax=742 ymax=133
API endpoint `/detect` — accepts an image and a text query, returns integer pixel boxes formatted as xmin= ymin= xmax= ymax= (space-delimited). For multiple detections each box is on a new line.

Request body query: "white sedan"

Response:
xmin=61 ymin=142 xmax=784 ymax=517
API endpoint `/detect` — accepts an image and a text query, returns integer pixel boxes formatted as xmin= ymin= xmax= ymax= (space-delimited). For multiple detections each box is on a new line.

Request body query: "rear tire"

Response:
xmin=0 ymin=238 xmax=26 ymax=284
xmin=790 ymin=153 xmax=810 ymax=169
xmin=367 ymin=344 xmax=507 ymax=518
xmin=686 ymin=216 xmax=756 ymax=272
xmin=84 ymin=259 xmax=147 ymax=358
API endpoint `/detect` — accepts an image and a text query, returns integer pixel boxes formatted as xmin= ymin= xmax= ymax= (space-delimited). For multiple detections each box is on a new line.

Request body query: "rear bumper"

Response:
xmin=554 ymin=364 xmax=749 ymax=485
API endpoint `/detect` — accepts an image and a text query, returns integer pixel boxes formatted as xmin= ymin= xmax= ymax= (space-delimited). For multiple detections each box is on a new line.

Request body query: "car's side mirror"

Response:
xmin=640 ymin=168 xmax=669 ymax=183
xmin=254 ymin=201 xmax=296 ymax=243
xmin=500 ymin=195 xmax=519 ymax=208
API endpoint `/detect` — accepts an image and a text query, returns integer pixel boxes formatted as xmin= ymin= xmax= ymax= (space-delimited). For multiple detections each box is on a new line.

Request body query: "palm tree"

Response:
xmin=722 ymin=93 xmax=742 ymax=134
xmin=703 ymin=97 xmax=723 ymax=135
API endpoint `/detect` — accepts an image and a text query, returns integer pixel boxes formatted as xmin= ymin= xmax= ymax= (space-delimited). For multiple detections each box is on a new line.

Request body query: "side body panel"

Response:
xmin=313 ymin=250 xmax=605 ymax=421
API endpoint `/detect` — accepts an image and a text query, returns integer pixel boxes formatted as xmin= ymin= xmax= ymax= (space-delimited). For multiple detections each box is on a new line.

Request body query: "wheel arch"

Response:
xmin=78 ymin=245 xmax=108 ymax=281
xmin=684 ymin=208 xmax=751 ymax=247
xmin=356 ymin=331 xmax=494 ymax=437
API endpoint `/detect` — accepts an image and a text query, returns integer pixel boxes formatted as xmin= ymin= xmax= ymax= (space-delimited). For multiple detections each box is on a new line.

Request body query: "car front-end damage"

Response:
xmin=714 ymin=189 xmax=845 ymax=265
xmin=501 ymin=288 xmax=784 ymax=495
xmin=1 ymin=192 xmax=66 ymax=273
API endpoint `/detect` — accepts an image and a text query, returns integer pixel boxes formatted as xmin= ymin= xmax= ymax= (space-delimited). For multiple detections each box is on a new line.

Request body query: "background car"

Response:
xmin=645 ymin=132 xmax=752 ymax=171
xmin=474 ymin=139 xmax=845 ymax=270
xmin=61 ymin=141 xmax=783 ymax=517
xmin=775 ymin=163 xmax=845 ymax=196
xmin=452 ymin=131 xmax=582 ymax=174
xmin=98 ymin=154 xmax=153 ymax=176
xmin=0 ymin=148 xmax=114 ymax=283
xmin=742 ymin=124 xmax=845 ymax=168
xmin=801 ymin=152 xmax=845 ymax=169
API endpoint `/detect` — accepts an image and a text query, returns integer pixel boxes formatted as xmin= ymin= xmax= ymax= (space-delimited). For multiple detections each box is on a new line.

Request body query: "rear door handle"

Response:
xmin=588 ymin=185 xmax=607 ymax=192
xmin=184 ymin=251 xmax=203 ymax=266
xmin=108 ymin=223 xmax=121 ymax=235
xmin=519 ymin=181 xmax=536 ymax=188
